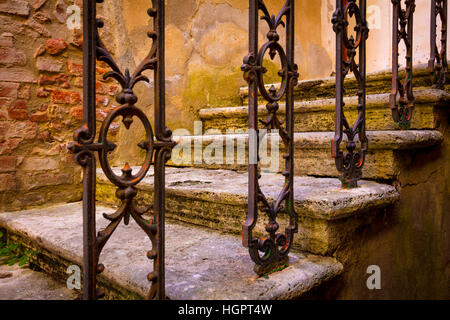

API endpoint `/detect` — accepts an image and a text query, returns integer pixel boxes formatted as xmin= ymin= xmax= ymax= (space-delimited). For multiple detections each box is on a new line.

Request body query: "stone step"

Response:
xmin=97 ymin=167 xmax=399 ymax=255
xmin=169 ymin=130 xmax=444 ymax=180
xmin=200 ymin=89 xmax=450 ymax=132
xmin=239 ymin=63 xmax=450 ymax=104
xmin=0 ymin=202 xmax=344 ymax=300
xmin=0 ymin=264 xmax=80 ymax=300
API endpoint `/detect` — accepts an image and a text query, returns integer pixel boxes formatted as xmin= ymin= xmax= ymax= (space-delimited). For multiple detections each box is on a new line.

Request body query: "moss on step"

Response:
xmin=201 ymin=89 xmax=449 ymax=132
xmin=3 ymin=229 xmax=143 ymax=300
xmin=240 ymin=65 xmax=450 ymax=104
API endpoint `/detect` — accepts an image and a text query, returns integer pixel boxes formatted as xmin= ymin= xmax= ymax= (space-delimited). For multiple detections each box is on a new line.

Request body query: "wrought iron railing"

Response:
xmin=430 ymin=0 xmax=448 ymax=89
xmin=331 ymin=0 xmax=369 ymax=188
xmin=241 ymin=0 xmax=298 ymax=275
xmin=69 ymin=0 xmax=174 ymax=300
xmin=390 ymin=0 xmax=415 ymax=130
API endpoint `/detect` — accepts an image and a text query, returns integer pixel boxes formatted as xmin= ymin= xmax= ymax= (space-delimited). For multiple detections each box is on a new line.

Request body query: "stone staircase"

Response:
xmin=0 ymin=63 xmax=448 ymax=299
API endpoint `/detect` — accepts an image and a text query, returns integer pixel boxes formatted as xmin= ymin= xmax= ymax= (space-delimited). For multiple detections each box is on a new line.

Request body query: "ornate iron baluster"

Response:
xmin=390 ymin=0 xmax=415 ymax=129
xmin=331 ymin=0 xmax=369 ymax=188
xmin=429 ymin=0 xmax=448 ymax=89
xmin=68 ymin=0 xmax=174 ymax=300
xmin=242 ymin=0 xmax=298 ymax=276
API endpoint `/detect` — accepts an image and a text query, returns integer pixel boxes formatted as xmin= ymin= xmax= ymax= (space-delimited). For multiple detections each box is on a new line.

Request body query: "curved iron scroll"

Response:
xmin=68 ymin=0 xmax=175 ymax=300
xmin=241 ymin=0 xmax=298 ymax=276
xmin=331 ymin=0 xmax=369 ymax=188
xmin=429 ymin=0 xmax=448 ymax=89
xmin=390 ymin=0 xmax=415 ymax=129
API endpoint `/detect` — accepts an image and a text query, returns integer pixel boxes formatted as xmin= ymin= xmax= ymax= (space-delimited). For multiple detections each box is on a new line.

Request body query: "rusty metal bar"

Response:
xmin=331 ymin=0 xmax=369 ymax=188
xmin=242 ymin=0 xmax=298 ymax=276
xmin=390 ymin=0 xmax=415 ymax=129
xmin=69 ymin=0 xmax=174 ymax=300
xmin=429 ymin=0 xmax=448 ymax=89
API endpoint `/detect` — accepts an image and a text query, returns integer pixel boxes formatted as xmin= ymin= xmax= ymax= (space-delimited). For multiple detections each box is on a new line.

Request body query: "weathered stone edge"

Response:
xmin=173 ymin=130 xmax=444 ymax=151
xmin=239 ymin=63 xmax=450 ymax=98
xmin=200 ymin=89 xmax=449 ymax=120
xmin=0 ymin=204 xmax=344 ymax=300
xmin=0 ymin=212 xmax=145 ymax=300
xmin=97 ymin=171 xmax=399 ymax=221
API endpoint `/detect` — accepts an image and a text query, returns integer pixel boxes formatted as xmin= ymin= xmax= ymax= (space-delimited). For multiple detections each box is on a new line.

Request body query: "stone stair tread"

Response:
xmin=238 ymin=62 xmax=450 ymax=100
xmin=174 ymin=130 xmax=444 ymax=151
xmin=200 ymin=88 xmax=449 ymax=119
xmin=99 ymin=167 xmax=399 ymax=220
xmin=0 ymin=202 xmax=343 ymax=300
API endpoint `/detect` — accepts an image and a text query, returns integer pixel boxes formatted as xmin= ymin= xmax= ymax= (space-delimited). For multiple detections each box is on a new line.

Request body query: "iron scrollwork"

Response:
xmin=242 ymin=0 xmax=298 ymax=276
xmin=331 ymin=0 xmax=369 ymax=188
xmin=429 ymin=0 xmax=448 ymax=89
xmin=68 ymin=0 xmax=174 ymax=300
xmin=390 ymin=0 xmax=416 ymax=129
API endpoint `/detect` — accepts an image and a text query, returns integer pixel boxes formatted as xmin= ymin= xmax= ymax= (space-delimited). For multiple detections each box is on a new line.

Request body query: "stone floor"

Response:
xmin=0 ymin=202 xmax=343 ymax=299
xmin=0 ymin=263 xmax=79 ymax=300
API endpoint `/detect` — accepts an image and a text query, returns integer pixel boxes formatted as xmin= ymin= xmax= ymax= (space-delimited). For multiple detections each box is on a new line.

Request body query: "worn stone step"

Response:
xmin=239 ymin=63 xmax=450 ymax=104
xmin=0 ymin=202 xmax=343 ymax=300
xmin=97 ymin=167 xmax=399 ymax=255
xmin=169 ymin=130 xmax=444 ymax=180
xmin=0 ymin=264 xmax=80 ymax=300
xmin=200 ymin=89 xmax=450 ymax=132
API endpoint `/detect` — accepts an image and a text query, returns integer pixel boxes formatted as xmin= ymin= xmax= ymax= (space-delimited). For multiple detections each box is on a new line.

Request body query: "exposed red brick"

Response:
xmin=108 ymin=85 xmax=119 ymax=96
xmin=96 ymin=66 xmax=109 ymax=79
xmin=0 ymin=138 xmax=22 ymax=155
xmin=46 ymin=38 xmax=67 ymax=55
xmin=25 ymin=18 xmax=51 ymax=37
xmin=54 ymin=0 xmax=68 ymax=24
xmin=8 ymin=109 xmax=29 ymax=120
xmin=0 ymin=47 xmax=26 ymax=66
xmin=70 ymin=29 xmax=83 ymax=48
xmin=96 ymin=96 xmax=109 ymax=107
xmin=96 ymin=109 xmax=109 ymax=121
xmin=18 ymin=171 xmax=72 ymax=190
xmin=18 ymin=85 xmax=30 ymax=99
xmin=0 ymin=173 xmax=16 ymax=191
xmin=10 ymin=100 xmax=27 ymax=110
xmin=69 ymin=106 xmax=83 ymax=120
xmin=73 ymin=77 xmax=83 ymax=87
xmin=36 ymin=87 xmax=52 ymax=97
xmin=14 ymin=121 xmax=37 ymax=140
xmin=51 ymin=90 xmax=81 ymax=104
xmin=38 ymin=74 xmax=69 ymax=87
xmin=0 ymin=0 xmax=30 ymax=17
xmin=0 ymin=68 xmax=36 ymax=83
xmin=96 ymin=81 xmax=108 ymax=94
xmin=30 ymin=111 xmax=48 ymax=122
xmin=0 ymin=16 xmax=25 ymax=35
xmin=29 ymin=0 xmax=47 ymax=10
xmin=0 ymin=33 xmax=14 ymax=47
xmin=32 ymin=11 xmax=51 ymax=23
xmin=36 ymin=57 xmax=63 ymax=72
xmin=0 ymin=82 xmax=19 ymax=98
xmin=67 ymin=61 xmax=83 ymax=76
xmin=0 ymin=156 xmax=17 ymax=173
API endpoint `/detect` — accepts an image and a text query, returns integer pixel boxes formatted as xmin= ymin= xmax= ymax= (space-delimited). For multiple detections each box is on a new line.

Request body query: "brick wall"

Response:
xmin=0 ymin=0 xmax=118 ymax=211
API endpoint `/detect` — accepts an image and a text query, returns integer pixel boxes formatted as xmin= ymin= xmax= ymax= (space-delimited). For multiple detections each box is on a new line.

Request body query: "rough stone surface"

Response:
xmin=168 ymin=130 xmax=444 ymax=179
xmin=97 ymin=167 xmax=399 ymax=254
xmin=0 ymin=0 xmax=30 ymax=17
xmin=0 ymin=264 xmax=79 ymax=300
xmin=0 ymin=203 xmax=343 ymax=300
xmin=201 ymin=89 xmax=450 ymax=132
xmin=240 ymin=64 xmax=450 ymax=103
